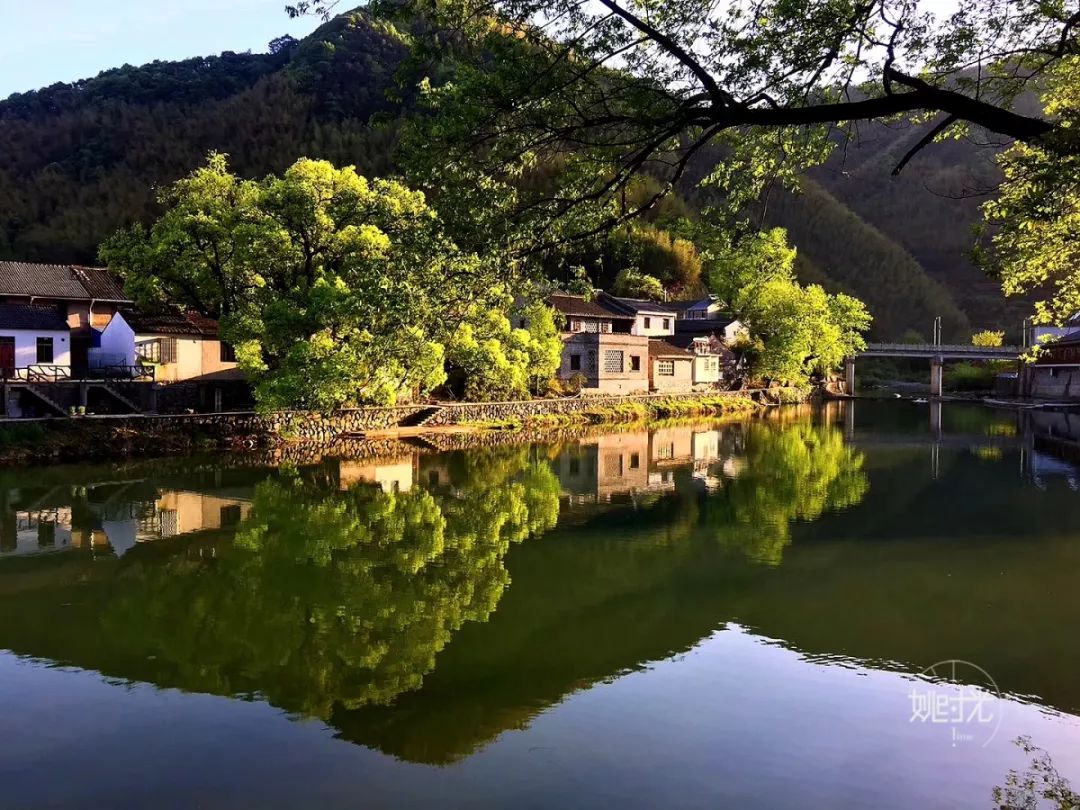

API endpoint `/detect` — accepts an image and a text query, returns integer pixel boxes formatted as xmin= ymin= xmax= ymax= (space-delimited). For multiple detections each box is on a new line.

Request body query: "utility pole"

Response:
xmin=932 ymin=316 xmax=942 ymax=346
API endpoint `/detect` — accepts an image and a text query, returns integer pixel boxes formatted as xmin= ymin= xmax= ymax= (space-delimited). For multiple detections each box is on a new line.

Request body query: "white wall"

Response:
xmin=89 ymin=311 xmax=135 ymax=368
xmin=633 ymin=312 xmax=675 ymax=336
xmin=0 ymin=329 xmax=71 ymax=372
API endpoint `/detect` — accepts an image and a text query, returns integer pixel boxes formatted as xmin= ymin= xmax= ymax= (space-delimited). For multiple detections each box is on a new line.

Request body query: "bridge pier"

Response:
xmin=930 ymin=358 xmax=943 ymax=398
xmin=844 ymin=357 xmax=856 ymax=396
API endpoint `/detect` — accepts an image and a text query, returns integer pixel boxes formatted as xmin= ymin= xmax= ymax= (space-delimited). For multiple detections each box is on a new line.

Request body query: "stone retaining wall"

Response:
xmin=422 ymin=391 xmax=759 ymax=426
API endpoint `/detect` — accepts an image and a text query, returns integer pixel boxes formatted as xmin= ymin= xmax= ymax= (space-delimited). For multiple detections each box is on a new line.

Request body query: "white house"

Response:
xmin=597 ymin=292 xmax=679 ymax=336
xmin=0 ymin=304 xmax=72 ymax=380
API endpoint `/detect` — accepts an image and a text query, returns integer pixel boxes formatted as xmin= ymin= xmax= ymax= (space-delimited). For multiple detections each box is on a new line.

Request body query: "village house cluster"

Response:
xmin=1 ymin=259 xmax=746 ymax=417
xmin=546 ymin=291 xmax=745 ymax=394
xmin=0 ymin=261 xmax=240 ymax=417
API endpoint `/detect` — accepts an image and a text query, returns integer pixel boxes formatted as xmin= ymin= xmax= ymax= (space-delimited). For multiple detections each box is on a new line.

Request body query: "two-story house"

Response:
xmin=0 ymin=261 xmax=132 ymax=378
xmin=547 ymin=294 xmax=650 ymax=394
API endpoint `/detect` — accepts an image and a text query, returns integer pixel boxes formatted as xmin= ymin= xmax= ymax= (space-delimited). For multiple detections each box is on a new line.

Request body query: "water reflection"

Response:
xmin=2 ymin=404 xmax=1080 ymax=789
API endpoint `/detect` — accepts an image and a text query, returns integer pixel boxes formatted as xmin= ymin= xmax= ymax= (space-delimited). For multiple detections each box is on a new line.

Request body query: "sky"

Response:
xmin=0 ymin=0 xmax=325 ymax=98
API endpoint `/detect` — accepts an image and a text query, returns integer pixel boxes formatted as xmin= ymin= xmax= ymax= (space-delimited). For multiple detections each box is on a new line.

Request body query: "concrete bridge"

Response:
xmin=844 ymin=343 xmax=1021 ymax=397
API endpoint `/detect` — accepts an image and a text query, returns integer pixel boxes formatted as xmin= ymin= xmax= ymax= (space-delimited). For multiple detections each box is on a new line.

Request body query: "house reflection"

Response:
xmin=552 ymin=424 xmax=748 ymax=503
xmin=0 ymin=478 xmax=253 ymax=558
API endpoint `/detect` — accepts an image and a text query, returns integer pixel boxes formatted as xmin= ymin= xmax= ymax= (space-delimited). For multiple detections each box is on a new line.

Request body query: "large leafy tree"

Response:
xmin=982 ymin=57 xmax=1080 ymax=331
xmin=702 ymin=227 xmax=871 ymax=382
xmin=301 ymin=0 xmax=1077 ymax=253
xmin=101 ymin=153 xmax=508 ymax=409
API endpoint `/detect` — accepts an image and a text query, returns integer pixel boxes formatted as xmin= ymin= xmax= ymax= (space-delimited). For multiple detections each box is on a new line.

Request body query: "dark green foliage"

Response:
xmin=0 ymin=12 xmax=405 ymax=264
xmin=0 ymin=5 xmax=1026 ymax=338
xmin=763 ymin=180 xmax=971 ymax=341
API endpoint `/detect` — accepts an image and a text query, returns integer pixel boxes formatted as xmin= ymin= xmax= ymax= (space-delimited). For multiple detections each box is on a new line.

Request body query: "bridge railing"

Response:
xmin=862 ymin=343 xmax=1021 ymax=354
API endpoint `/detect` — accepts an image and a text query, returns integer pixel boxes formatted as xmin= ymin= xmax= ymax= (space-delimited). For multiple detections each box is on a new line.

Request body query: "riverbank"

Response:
xmin=0 ymin=391 xmax=792 ymax=467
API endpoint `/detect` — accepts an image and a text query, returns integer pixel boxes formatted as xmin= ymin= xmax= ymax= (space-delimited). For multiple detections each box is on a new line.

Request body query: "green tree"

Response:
xmin=983 ymin=57 xmax=1080 ymax=331
xmin=444 ymin=296 xmax=563 ymax=400
xmin=101 ymin=153 xmax=505 ymax=410
xmin=613 ymin=267 xmax=666 ymax=301
xmin=702 ymin=227 xmax=871 ymax=383
xmin=373 ymin=0 xmax=1071 ymax=257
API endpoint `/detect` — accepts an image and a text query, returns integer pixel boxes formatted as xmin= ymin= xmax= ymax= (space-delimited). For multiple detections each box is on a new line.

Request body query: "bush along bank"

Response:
xmin=463 ymin=396 xmax=761 ymax=430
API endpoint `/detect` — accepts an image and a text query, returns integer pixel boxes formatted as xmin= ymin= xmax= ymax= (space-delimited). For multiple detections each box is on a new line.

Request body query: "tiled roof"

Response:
xmin=0 ymin=261 xmax=131 ymax=302
xmin=0 ymin=303 xmax=69 ymax=331
xmin=648 ymin=338 xmax=696 ymax=358
xmin=126 ymin=309 xmax=221 ymax=337
xmin=70 ymin=266 xmax=129 ymax=301
xmin=547 ymin=293 xmax=633 ymax=319
xmin=598 ymin=292 xmax=681 ymax=315
xmin=674 ymin=316 xmax=740 ymax=333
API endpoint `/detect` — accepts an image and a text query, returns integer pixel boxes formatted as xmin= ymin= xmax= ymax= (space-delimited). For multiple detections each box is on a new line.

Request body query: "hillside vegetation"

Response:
xmin=0 ymin=8 xmax=1017 ymax=340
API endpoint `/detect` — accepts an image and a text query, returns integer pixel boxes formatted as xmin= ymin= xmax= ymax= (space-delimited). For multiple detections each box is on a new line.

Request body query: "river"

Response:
xmin=1 ymin=400 xmax=1079 ymax=809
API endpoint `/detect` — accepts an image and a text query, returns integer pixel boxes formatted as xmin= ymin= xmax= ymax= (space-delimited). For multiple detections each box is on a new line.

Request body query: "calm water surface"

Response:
xmin=2 ymin=401 xmax=1080 ymax=809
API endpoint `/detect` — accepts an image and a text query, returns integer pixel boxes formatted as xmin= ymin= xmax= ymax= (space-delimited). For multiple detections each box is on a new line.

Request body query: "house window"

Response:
xmin=643 ymin=316 xmax=651 ymax=329
xmin=572 ymin=319 xmax=582 ymax=332
xmin=219 ymin=504 xmax=242 ymax=527
xmin=36 ymin=337 xmax=54 ymax=364
xmin=569 ymin=457 xmax=581 ymax=477
xmin=657 ymin=442 xmax=675 ymax=460
xmin=604 ymin=350 xmax=624 ymax=373
xmin=220 ymin=342 xmax=237 ymax=362
xmin=570 ymin=354 xmax=582 ymax=371
xmin=587 ymin=350 xmax=597 ymax=371
xmin=584 ymin=320 xmax=600 ymax=333
xmin=658 ymin=360 xmax=675 ymax=376
xmin=630 ymin=355 xmax=641 ymax=372
xmin=602 ymin=321 xmax=612 ymax=333
xmin=629 ymin=453 xmax=640 ymax=469
xmin=137 ymin=338 xmax=177 ymax=364
xmin=662 ymin=318 xmax=670 ymax=330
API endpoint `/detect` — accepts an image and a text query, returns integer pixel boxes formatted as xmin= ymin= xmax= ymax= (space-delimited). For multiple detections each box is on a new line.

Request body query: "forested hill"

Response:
xmin=0 ymin=9 xmax=1017 ymax=340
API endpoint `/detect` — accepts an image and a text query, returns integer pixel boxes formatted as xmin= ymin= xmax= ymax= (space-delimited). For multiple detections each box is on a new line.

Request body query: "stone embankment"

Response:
xmin=0 ymin=390 xmax=784 ymax=466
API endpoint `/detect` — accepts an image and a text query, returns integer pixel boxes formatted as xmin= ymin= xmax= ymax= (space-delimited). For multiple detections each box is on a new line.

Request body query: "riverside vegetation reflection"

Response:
xmin=0 ymin=418 xmax=864 ymax=723
xmin=4 ymin=402 xmax=1080 ymax=785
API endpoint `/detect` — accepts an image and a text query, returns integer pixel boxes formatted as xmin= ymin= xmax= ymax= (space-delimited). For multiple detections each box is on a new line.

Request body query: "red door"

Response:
xmin=0 ymin=337 xmax=14 ymax=379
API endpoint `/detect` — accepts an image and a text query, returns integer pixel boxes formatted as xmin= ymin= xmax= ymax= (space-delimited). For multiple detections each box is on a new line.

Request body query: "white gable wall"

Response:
xmin=89 ymin=311 xmax=136 ymax=369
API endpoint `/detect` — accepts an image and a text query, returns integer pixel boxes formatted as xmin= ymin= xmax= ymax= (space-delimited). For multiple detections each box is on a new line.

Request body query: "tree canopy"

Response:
xmin=361 ymin=0 xmax=1076 ymax=255
xmin=101 ymin=154 xmax=517 ymax=409
xmin=702 ymin=227 xmax=871 ymax=382
xmin=983 ymin=57 xmax=1080 ymax=330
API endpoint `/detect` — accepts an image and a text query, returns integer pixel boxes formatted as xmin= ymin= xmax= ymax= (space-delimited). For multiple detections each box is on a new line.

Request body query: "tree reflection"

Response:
xmin=96 ymin=448 xmax=561 ymax=720
xmin=993 ymin=737 xmax=1079 ymax=809
xmin=703 ymin=423 xmax=868 ymax=564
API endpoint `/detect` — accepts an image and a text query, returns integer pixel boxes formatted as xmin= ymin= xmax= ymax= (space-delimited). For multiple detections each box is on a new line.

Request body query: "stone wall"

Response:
xmin=422 ymin=391 xmax=757 ymax=426
xmin=1029 ymin=368 xmax=1080 ymax=400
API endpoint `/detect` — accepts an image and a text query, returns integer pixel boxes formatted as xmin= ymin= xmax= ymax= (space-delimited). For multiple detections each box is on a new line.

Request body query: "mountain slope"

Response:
xmin=0 ymin=9 xmax=1015 ymax=340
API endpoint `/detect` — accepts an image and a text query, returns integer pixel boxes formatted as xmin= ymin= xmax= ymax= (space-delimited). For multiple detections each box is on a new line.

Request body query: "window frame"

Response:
xmin=658 ymin=359 xmax=675 ymax=376
xmin=36 ymin=336 xmax=54 ymax=364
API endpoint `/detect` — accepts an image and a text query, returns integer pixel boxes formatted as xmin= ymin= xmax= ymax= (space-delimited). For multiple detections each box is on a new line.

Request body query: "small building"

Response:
xmin=596 ymin=292 xmax=679 ymax=336
xmin=648 ymin=339 xmax=695 ymax=393
xmin=0 ymin=304 xmax=72 ymax=380
xmin=674 ymin=314 xmax=747 ymax=347
xmin=668 ymin=333 xmax=735 ymax=388
xmin=0 ymin=261 xmax=133 ymax=377
xmin=1029 ymin=332 xmax=1080 ymax=398
xmin=670 ymin=295 xmax=726 ymax=321
xmin=547 ymin=294 xmax=650 ymax=394
xmin=128 ymin=310 xmax=241 ymax=383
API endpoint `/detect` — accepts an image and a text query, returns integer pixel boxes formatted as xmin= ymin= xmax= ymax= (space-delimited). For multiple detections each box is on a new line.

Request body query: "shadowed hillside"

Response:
xmin=0 ymin=7 xmax=1023 ymax=338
